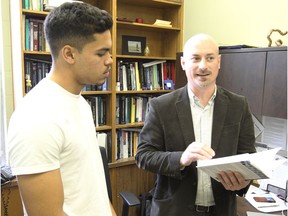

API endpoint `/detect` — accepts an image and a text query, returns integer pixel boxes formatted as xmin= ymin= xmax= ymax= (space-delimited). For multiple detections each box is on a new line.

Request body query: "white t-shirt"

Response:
xmin=7 ymin=78 xmax=112 ymax=216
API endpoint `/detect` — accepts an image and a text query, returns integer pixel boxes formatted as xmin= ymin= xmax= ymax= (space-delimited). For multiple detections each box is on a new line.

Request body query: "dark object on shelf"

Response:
xmin=135 ymin=18 xmax=144 ymax=23
xmin=122 ymin=35 xmax=146 ymax=56
xmin=219 ymin=45 xmax=257 ymax=50
xmin=117 ymin=17 xmax=135 ymax=22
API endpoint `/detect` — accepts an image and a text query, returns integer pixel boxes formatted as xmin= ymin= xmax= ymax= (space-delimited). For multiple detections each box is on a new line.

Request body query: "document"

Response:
xmin=246 ymin=212 xmax=281 ymax=216
xmin=245 ymin=193 xmax=288 ymax=213
xmin=197 ymin=148 xmax=285 ymax=181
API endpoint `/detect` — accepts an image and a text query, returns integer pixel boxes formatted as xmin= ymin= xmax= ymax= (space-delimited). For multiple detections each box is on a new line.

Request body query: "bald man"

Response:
xmin=136 ymin=34 xmax=256 ymax=216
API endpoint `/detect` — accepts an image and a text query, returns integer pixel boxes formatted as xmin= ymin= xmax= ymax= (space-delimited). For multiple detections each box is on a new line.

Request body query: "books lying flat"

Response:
xmin=197 ymin=148 xmax=285 ymax=181
xmin=153 ymin=19 xmax=172 ymax=27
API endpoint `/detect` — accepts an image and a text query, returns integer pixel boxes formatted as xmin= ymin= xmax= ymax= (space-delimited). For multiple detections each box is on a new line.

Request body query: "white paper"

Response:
xmin=245 ymin=185 xmax=288 ymax=213
xmin=197 ymin=148 xmax=283 ymax=181
xmin=246 ymin=211 xmax=280 ymax=216
xmin=245 ymin=193 xmax=288 ymax=213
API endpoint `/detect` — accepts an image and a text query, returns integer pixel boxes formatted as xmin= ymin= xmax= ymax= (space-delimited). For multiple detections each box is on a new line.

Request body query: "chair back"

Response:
xmin=99 ymin=146 xmax=112 ymax=202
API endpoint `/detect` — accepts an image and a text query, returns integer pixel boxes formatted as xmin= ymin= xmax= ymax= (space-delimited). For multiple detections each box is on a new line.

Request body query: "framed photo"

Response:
xmin=122 ymin=35 xmax=146 ymax=56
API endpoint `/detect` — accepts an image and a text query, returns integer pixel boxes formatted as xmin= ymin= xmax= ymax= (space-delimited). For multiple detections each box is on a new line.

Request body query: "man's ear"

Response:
xmin=62 ymin=45 xmax=76 ymax=64
xmin=180 ymin=56 xmax=185 ymax=70
xmin=218 ymin=54 xmax=221 ymax=69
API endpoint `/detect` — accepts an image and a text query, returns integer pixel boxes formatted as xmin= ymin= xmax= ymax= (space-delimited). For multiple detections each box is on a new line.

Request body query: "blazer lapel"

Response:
xmin=211 ymin=88 xmax=228 ymax=151
xmin=175 ymin=87 xmax=195 ymax=147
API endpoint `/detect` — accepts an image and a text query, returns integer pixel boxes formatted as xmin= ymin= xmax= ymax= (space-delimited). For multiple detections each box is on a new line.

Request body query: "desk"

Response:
xmin=1 ymin=180 xmax=23 ymax=216
xmin=237 ymin=196 xmax=287 ymax=216
xmin=1 ymin=181 xmax=287 ymax=216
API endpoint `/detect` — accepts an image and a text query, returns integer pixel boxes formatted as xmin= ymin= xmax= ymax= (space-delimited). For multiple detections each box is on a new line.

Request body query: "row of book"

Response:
xmin=85 ymin=96 xmax=107 ymax=127
xmin=82 ymin=82 xmax=107 ymax=92
xmin=22 ymin=0 xmax=48 ymax=11
xmin=116 ymin=60 xmax=175 ymax=91
xmin=116 ymin=128 xmax=141 ymax=160
xmin=23 ymin=16 xmax=49 ymax=52
xmin=24 ymin=58 xmax=108 ymax=93
xmin=24 ymin=58 xmax=51 ymax=93
xmin=116 ymin=95 xmax=157 ymax=125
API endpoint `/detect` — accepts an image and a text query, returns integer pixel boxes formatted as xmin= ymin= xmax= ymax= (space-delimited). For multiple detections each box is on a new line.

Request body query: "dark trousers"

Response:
xmin=191 ymin=212 xmax=215 ymax=216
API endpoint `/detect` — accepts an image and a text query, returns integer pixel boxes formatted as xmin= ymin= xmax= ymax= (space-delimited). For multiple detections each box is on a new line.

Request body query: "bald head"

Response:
xmin=183 ymin=34 xmax=219 ymax=58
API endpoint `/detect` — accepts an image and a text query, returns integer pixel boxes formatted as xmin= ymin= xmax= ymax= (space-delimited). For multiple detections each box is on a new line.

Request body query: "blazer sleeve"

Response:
xmin=135 ymin=97 xmax=185 ymax=179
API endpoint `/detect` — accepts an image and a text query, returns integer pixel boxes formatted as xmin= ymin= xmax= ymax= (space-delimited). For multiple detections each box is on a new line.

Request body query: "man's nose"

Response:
xmin=107 ymin=54 xmax=113 ymax=65
xmin=199 ymin=59 xmax=208 ymax=70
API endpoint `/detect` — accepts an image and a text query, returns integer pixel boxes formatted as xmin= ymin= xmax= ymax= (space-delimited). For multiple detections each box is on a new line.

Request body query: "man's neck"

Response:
xmin=190 ymin=84 xmax=216 ymax=107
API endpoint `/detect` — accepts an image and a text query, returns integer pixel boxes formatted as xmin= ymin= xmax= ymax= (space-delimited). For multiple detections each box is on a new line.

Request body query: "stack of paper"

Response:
xmin=246 ymin=212 xmax=281 ymax=216
xmin=44 ymin=0 xmax=83 ymax=11
xmin=245 ymin=192 xmax=288 ymax=213
xmin=245 ymin=185 xmax=288 ymax=213
xmin=197 ymin=148 xmax=285 ymax=181
xmin=153 ymin=19 xmax=172 ymax=27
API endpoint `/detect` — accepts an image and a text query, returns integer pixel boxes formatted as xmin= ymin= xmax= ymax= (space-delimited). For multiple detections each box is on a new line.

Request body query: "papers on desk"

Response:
xmin=246 ymin=212 xmax=280 ymax=216
xmin=197 ymin=148 xmax=285 ymax=181
xmin=245 ymin=185 xmax=288 ymax=213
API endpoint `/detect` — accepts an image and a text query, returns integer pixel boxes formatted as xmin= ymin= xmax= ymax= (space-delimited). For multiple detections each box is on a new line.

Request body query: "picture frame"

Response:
xmin=122 ymin=35 xmax=146 ymax=56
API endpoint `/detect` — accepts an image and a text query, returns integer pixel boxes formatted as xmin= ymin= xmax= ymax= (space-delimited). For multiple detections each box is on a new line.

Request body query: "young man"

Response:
xmin=136 ymin=34 xmax=256 ymax=216
xmin=7 ymin=2 xmax=114 ymax=215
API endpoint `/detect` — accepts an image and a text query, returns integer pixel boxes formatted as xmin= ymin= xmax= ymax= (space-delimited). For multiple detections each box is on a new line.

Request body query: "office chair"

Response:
xmin=99 ymin=146 xmax=141 ymax=216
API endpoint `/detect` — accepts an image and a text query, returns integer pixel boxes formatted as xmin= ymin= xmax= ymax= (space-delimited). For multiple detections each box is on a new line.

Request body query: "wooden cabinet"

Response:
xmin=1 ymin=181 xmax=23 ymax=216
xmin=218 ymin=47 xmax=287 ymax=119
xmin=175 ymin=47 xmax=287 ymax=119
xmin=262 ymin=50 xmax=287 ymax=119
xmin=217 ymin=51 xmax=266 ymax=116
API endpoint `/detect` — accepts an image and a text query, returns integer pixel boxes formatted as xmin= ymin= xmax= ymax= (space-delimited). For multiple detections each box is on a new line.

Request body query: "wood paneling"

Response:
xmin=109 ymin=160 xmax=156 ymax=216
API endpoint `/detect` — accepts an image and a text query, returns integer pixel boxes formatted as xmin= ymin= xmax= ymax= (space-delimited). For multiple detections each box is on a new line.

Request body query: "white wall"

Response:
xmin=1 ymin=0 xmax=13 ymax=164
xmin=183 ymin=0 xmax=288 ymax=47
xmin=1 ymin=0 xmax=13 ymax=122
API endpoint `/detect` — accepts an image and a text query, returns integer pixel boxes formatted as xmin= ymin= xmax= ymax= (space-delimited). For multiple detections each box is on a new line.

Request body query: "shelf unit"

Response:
xmin=10 ymin=0 xmax=183 ymax=214
xmin=11 ymin=0 xmax=183 ymax=164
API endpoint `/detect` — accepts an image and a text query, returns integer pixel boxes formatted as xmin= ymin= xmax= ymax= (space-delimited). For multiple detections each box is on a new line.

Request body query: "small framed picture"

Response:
xmin=122 ymin=35 xmax=146 ymax=56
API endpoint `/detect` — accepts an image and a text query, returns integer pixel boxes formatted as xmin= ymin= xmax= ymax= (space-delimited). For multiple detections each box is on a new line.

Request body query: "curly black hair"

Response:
xmin=44 ymin=2 xmax=113 ymax=58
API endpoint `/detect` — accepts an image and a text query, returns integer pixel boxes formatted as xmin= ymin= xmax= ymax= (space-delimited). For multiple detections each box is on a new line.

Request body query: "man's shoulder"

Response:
xmin=154 ymin=86 xmax=187 ymax=102
xmin=217 ymin=85 xmax=246 ymax=100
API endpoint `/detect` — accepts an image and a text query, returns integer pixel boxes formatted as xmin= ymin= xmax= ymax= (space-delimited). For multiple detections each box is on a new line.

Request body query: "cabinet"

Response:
xmin=10 ymin=0 xmax=183 ymax=215
xmin=175 ymin=47 xmax=287 ymax=119
xmin=217 ymin=47 xmax=287 ymax=119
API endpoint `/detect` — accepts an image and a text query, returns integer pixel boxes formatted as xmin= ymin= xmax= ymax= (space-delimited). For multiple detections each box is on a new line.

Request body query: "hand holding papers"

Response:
xmin=197 ymin=148 xmax=285 ymax=181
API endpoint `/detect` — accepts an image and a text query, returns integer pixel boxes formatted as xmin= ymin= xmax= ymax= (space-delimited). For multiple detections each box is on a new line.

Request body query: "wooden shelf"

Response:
xmin=117 ymin=21 xmax=181 ymax=31
xmin=11 ymin=1 xmax=183 ymax=214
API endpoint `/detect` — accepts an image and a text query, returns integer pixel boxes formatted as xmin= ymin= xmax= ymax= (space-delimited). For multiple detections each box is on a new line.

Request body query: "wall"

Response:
xmin=1 ymin=1 xmax=13 ymax=122
xmin=183 ymin=0 xmax=288 ymax=151
xmin=1 ymin=0 xmax=13 ymax=164
xmin=183 ymin=0 xmax=288 ymax=47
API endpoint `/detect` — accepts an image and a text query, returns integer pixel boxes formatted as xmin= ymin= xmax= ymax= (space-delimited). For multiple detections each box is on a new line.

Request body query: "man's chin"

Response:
xmin=96 ymin=79 xmax=106 ymax=86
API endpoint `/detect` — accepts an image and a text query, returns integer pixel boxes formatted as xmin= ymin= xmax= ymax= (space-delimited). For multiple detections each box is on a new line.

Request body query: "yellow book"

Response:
xmin=130 ymin=97 xmax=136 ymax=123
xmin=134 ymin=62 xmax=141 ymax=91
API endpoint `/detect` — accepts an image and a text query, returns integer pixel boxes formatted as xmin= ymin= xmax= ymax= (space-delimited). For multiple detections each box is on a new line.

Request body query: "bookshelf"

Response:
xmin=10 ymin=0 xmax=183 ymax=163
xmin=10 ymin=0 xmax=183 ymax=214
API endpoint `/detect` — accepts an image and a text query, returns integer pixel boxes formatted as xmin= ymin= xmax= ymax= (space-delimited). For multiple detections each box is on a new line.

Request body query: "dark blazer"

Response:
xmin=136 ymin=85 xmax=256 ymax=216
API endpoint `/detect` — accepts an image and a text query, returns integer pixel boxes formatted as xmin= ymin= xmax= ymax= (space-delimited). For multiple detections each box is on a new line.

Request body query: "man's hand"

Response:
xmin=180 ymin=142 xmax=215 ymax=168
xmin=217 ymin=170 xmax=251 ymax=191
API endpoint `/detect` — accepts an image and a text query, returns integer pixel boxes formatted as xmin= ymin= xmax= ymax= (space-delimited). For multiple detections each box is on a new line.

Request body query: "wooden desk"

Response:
xmin=1 ymin=181 xmax=287 ymax=216
xmin=1 ymin=180 xmax=23 ymax=216
xmin=237 ymin=196 xmax=287 ymax=216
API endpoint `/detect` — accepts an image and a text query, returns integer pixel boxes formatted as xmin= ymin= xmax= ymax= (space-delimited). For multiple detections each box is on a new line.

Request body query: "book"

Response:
xmin=153 ymin=19 xmax=172 ymax=27
xmin=196 ymin=148 xmax=285 ymax=181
